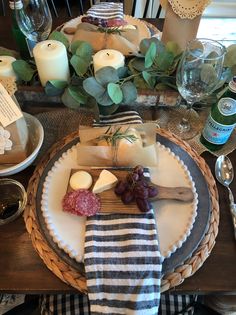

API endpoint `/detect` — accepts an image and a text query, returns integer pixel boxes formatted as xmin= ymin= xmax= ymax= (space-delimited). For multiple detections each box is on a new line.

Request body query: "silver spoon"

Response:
xmin=215 ymin=155 xmax=236 ymax=240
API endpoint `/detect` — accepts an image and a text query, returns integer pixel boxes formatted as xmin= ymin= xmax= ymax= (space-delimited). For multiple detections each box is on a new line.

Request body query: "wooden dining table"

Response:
xmin=0 ymin=13 xmax=236 ymax=296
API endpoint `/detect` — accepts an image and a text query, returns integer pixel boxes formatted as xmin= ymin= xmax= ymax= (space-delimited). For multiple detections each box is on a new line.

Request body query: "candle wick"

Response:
xmin=48 ymin=43 xmax=51 ymax=47
xmin=106 ymin=53 xmax=110 ymax=56
xmin=0 ymin=60 xmax=2 ymax=62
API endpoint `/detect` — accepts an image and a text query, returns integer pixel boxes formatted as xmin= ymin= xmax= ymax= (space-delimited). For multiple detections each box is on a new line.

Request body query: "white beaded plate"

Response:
xmin=41 ymin=143 xmax=198 ymax=262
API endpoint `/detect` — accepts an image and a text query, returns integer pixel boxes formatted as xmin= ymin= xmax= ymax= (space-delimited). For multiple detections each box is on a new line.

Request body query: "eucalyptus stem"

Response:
xmin=119 ymin=73 xmax=140 ymax=85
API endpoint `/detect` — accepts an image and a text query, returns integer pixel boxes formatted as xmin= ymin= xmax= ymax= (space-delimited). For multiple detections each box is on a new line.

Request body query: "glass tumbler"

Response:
xmin=0 ymin=178 xmax=27 ymax=225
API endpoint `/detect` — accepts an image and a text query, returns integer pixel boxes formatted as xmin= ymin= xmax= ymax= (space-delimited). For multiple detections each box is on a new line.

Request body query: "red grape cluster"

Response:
xmin=114 ymin=165 xmax=158 ymax=212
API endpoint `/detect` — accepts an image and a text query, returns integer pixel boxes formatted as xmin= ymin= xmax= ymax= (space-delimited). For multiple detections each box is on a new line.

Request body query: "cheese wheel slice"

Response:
xmin=93 ymin=169 xmax=118 ymax=194
xmin=69 ymin=171 xmax=93 ymax=190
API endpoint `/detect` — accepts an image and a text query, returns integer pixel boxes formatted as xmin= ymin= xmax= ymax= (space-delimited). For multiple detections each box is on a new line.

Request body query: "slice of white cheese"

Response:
xmin=93 ymin=169 xmax=118 ymax=194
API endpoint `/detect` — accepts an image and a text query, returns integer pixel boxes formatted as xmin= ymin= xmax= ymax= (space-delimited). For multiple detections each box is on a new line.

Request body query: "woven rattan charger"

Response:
xmin=24 ymin=128 xmax=219 ymax=293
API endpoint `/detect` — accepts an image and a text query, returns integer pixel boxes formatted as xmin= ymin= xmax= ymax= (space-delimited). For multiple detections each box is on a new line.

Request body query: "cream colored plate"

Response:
xmin=61 ymin=14 xmax=155 ymax=42
xmin=41 ymin=142 xmax=198 ymax=262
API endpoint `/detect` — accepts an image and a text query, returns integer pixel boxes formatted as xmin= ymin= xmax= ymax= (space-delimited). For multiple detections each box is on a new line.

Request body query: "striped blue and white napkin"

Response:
xmin=84 ymin=110 xmax=162 ymax=315
xmin=87 ymin=2 xmax=124 ymax=20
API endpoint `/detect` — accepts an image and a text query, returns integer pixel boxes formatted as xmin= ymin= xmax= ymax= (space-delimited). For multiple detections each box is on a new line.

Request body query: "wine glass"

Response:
xmin=14 ymin=0 xmax=52 ymax=44
xmin=168 ymin=38 xmax=226 ymax=140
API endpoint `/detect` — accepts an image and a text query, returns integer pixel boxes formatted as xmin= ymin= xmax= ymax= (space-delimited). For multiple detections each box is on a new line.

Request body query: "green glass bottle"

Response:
xmin=200 ymin=77 xmax=236 ymax=151
xmin=9 ymin=0 xmax=30 ymax=60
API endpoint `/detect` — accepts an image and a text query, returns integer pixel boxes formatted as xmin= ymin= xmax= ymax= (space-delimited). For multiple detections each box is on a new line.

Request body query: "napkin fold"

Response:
xmin=87 ymin=2 xmax=124 ymax=21
xmin=72 ymin=23 xmax=140 ymax=56
xmin=72 ymin=2 xmax=142 ymax=55
xmin=84 ymin=111 xmax=162 ymax=315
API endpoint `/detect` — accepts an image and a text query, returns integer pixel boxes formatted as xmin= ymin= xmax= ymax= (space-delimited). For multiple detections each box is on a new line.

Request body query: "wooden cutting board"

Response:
xmin=67 ymin=168 xmax=194 ymax=214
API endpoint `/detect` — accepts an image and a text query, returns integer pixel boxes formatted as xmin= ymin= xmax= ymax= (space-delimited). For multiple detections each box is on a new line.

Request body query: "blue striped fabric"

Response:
xmin=92 ymin=111 xmax=143 ymax=127
xmin=84 ymin=111 xmax=162 ymax=314
xmin=87 ymin=2 xmax=124 ymax=20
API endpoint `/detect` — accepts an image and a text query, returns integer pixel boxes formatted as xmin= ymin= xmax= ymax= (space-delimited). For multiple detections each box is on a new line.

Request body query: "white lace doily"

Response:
xmin=160 ymin=0 xmax=212 ymax=19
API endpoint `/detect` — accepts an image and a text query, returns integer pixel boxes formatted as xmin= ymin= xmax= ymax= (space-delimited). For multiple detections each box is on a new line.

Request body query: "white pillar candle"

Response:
xmin=93 ymin=49 xmax=125 ymax=73
xmin=33 ymin=40 xmax=70 ymax=87
xmin=0 ymin=56 xmax=17 ymax=79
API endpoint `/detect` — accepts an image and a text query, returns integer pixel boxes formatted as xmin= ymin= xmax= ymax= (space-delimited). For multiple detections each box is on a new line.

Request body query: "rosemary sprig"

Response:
xmin=96 ymin=126 xmax=138 ymax=147
xmin=97 ymin=27 xmax=123 ymax=35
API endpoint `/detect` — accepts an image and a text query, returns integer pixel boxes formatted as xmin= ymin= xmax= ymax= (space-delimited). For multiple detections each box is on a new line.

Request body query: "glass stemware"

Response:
xmin=14 ymin=0 xmax=52 ymax=44
xmin=168 ymin=38 xmax=226 ymax=140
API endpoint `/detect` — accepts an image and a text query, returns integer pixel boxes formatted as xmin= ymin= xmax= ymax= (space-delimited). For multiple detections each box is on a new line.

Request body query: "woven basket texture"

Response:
xmin=24 ymin=128 xmax=219 ymax=293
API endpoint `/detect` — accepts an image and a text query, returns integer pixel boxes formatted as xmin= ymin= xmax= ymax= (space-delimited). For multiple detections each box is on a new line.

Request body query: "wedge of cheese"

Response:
xmin=93 ymin=169 xmax=118 ymax=194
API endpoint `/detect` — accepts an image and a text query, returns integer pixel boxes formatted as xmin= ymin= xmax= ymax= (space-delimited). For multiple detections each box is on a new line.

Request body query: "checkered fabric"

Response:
xmin=40 ymin=293 xmax=196 ymax=315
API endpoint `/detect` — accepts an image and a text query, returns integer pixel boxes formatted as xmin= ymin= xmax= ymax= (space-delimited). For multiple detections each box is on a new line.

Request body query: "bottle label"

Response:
xmin=202 ymin=116 xmax=236 ymax=145
xmin=218 ymin=97 xmax=236 ymax=116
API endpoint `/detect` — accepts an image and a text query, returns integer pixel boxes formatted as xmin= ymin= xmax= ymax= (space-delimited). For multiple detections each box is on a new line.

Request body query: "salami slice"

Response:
xmin=62 ymin=189 xmax=100 ymax=217
xmin=62 ymin=191 xmax=77 ymax=213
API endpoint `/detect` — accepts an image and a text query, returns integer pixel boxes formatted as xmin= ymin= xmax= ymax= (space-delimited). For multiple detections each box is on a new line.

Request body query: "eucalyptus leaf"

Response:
xmin=71 ymin=40 xmax=93 ymax=57
xmin=12 ymin=60 xmax=35 ymax=82
xmin=70 ymin=54 xmax=90 ymax=76
xmin=121 ymin=82 xmax=137 ymax=104
xmin=224 ymin=44 xmax=236 ymax=67
xmin=107 ymin=83 xmax=123 ymax=104
xmin=130 ymin=57 xmax=145 ymax=72
xmin=44 ymin=80 xmax=68 ymax=96
xmin=75 ymin=41 xmax=93 ymax=61
xmin=200 ymin=64 xmax=217 ymax=85
xmin=133 ymin=76 xmax=149 ymax=89
xmin=83 ymin=77 xmax=105 ymax=98
xmin=158 ymin=76 xmax=178 ymax=90
xmin=142 ymin=71 xmax=156 ymax=88
xmin=70 ymin=74 xmax=84 ymax=86
xmin=145 ymin=42 xmax=156 ymax=68
xmin=97 ymin=90 xmax=114 ymax=106
xmin=99 ymin=103 xmax=119 ymax=115
xmin=62 ymin=87 xmax=81 ymax=109
xmin=155 ymin=83 xmax=169 ymax=91
xmin=140 ymin=37 xmax=162 ymax=55
xmin=49 ymin=31 xmax=69 ymax=49
xmin=95 ymin=67 xmax=119 ymax=85
xmin=154 ymin=51 xmax=174 ymax=72
xmin=70 ymin=41 xmax=83 ymax=55
xmin=166 ymin=41 xmax=182 ymax=57
xmin=117 ymin=66 xmax=129 ymax=79
xmin=128 ymin=58 xmax=139 ymax=74
xmin=67 ymin=85 xmax=88 ymax=104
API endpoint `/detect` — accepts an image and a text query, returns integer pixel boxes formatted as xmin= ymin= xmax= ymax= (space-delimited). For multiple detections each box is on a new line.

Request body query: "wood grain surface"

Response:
xmin=0 ymin=15 xmax=235 ymax=295
xmin=68 ymin=168 xmax=142 ymax=213
xmin=67 ymin=168 xmax=194 ymax=214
